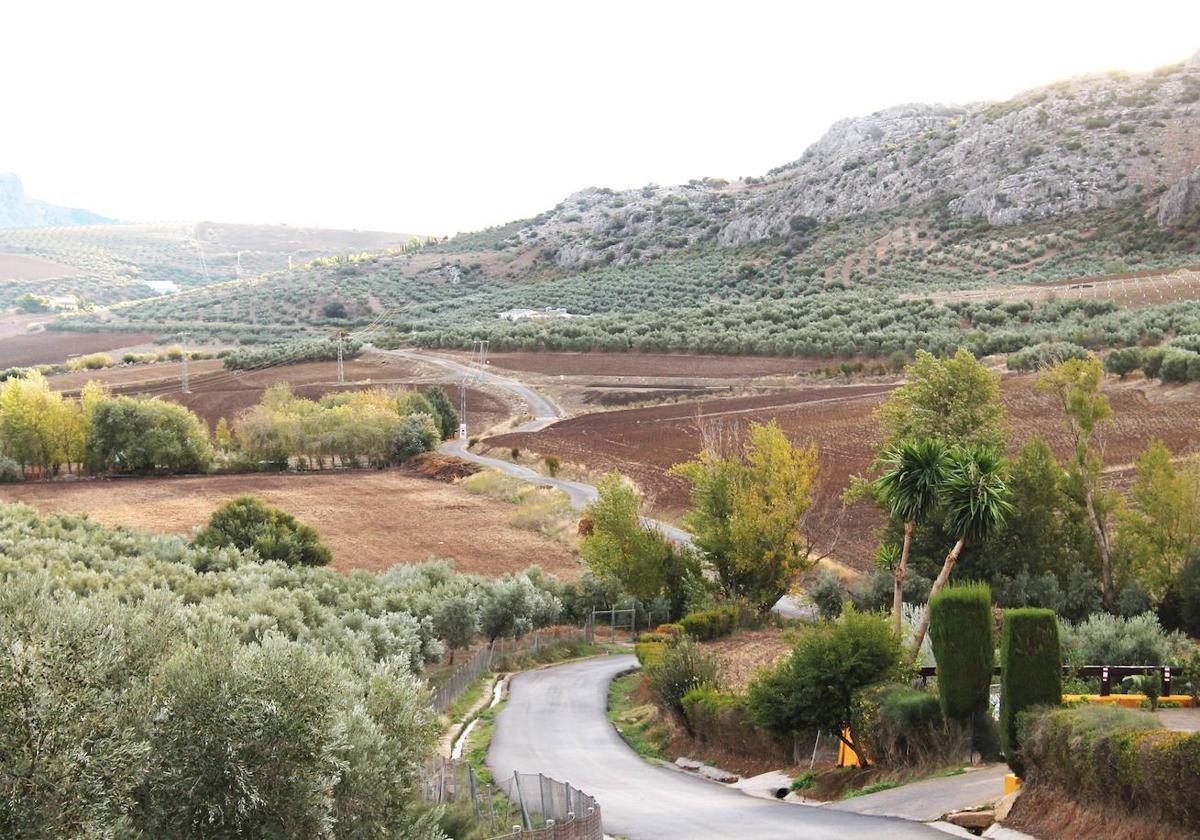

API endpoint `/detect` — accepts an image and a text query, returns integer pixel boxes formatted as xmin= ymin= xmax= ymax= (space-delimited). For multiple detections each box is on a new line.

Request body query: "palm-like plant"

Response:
xmin=907 ymin=445 xmax=1012 ymax=662
xmin=875 ymin=439 xmax=947 ymax=634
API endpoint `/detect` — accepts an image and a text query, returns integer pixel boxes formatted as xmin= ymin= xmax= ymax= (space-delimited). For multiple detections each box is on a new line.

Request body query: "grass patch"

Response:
xmin=461 ymin=469 xmax=577 ymax=543
xmin=841 ymin=780 xmax=901 ymax=799
xmin=607 ymin=671 xmax=671 ymax=763
xmin=444 ymin=673 xmax=491 ymax=725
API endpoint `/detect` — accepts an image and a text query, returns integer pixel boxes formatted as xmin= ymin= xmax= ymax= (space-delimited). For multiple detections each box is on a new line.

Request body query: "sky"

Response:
xmin=4 ymin=1 xmax=1200 ymax=235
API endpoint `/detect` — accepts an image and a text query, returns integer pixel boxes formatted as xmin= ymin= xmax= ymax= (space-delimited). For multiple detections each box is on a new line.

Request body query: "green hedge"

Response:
xmin=1000 ymin=608 xmax=1062 ymax=775
xmin=679 ymin=605 xmax=743 ymax=641
xmin=1020 ymin=704 xmax=1200 ymax=830
xmin=634 ymin=641 xmax=666 ymax=667
xmin=929 ymin=582 xmax=994 ymax=720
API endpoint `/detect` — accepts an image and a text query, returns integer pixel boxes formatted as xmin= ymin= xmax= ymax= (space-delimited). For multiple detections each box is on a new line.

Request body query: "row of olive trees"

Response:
xmin=0 ymin=497 xmax=606 ymax=835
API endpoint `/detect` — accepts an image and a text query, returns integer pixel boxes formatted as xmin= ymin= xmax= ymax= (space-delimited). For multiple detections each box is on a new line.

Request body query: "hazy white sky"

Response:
xmin=5 ymin=1 xmax=1199 ymax=235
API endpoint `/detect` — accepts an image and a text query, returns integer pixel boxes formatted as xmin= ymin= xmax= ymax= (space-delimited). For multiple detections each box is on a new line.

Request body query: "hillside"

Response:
xmin=55 ymin=52 xmax=1200 ymax=357
xmin=0 ymin=220 xmax=423 ymax=311
xmin=0 ymin=173 xmax=112 ymax=228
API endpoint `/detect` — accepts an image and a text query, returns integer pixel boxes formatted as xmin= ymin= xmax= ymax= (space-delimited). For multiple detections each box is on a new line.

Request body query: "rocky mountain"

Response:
xmin=496 ymin=52 xmax=1200 ymax=269
xmin=0 ymin=173 xmax=113 ymax=227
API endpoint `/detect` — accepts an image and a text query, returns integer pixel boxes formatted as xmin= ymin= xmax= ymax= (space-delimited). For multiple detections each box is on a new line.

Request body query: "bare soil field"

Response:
xmin=0 ymin=469 xmax=580 ymax=578
xmin=0 ymin=329 xmax=157 ymax=368
xmin=461 ymin=351 xmax=833 ymax=379
xmin=0 ymin=253 xmax=77 ymax=280
xmin=931 ymin=264 xmax=1200 ymax=309
xmin=48 ymin=353 xmax=517 ymax=430
xmin=491 ymin=375 xmax=1200 ymax=568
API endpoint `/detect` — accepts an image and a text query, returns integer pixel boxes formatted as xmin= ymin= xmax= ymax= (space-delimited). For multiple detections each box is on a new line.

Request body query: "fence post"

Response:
xmin=1101 ymin=665 xmax=1110 ymax=696
xmin=468 ymin=765 xmax=481 ymax=820
xmin=487 ymin=783 xmax=496 ymax=833
xmin=1163 ymin=665 xmax=1172 ymax=696
xmin=513 ymin=771 xmax=531 ymax=830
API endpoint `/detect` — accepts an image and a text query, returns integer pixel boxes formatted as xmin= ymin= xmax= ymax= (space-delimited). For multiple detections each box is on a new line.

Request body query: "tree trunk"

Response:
xmin=906 ymin=536 xmax=966 ymax=663
xmin=1084 ymin=486 xmax=1114 ymax=610
xmin=892 ymin=521 xmax=914 ymax=635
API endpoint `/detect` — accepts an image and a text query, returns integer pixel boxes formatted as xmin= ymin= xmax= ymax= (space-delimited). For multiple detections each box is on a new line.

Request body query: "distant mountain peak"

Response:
xmin=0 ymin=173 xmax=114 ymax=228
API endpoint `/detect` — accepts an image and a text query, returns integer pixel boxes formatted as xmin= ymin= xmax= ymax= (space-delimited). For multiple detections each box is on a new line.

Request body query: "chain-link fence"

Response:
xmin=421 ymin=756 xmax=602 ymax=840
xmin=430 ymin=624 xmax=592 ymax=713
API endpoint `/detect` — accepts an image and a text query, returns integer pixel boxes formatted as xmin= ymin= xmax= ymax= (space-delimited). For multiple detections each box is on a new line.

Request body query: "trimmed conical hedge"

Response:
xmin=1000 ymin=608 xmax=1062 ymax=775
xmin=929 ymin=582 xmax=994 ymax=720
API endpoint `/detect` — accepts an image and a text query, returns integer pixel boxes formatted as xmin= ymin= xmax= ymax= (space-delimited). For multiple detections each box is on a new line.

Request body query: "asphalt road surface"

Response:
xmin=384 ymin=348 xmax=804 ymax=617
xmin=488 ymin=655 xmax=944 ymax=840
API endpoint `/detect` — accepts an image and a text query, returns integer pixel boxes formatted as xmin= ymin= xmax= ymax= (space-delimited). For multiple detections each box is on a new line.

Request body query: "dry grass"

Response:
xmin=0 ymin=469 xmax=582 ymax=579
xmin=702 ymin=629 xmax=794 ymax=693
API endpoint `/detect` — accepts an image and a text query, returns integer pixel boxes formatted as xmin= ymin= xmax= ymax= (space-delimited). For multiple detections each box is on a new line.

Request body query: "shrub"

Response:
xmin=1007 ymin=342 xmax=1089 ymax=371
xmin=852 ymin=684 xmax=954 ymax=768
xmin=85 ymin=396 xmax=213 ymax=474
xmin=1019 ymin=704 xmax=1200 ymax=831
xmin=510 ymin=447 xmax=520 ymax=460
xmin=634 ymin=641 xmax=666 ymax=667
xmin=1000 ymin=608 xmax=1062 ymax=775
xmin=747 ymin=608 xmax=901 ymax=762
xmin=68 ymin=353 xmax=112 ymax=371
xmin=645 ymin=635 xmax=719 ymax=721
xmin=193 ymin=495 xmax=333 ymax=567
xmin=1104 ymin=347 xmax=1143 ymax=377
xmin=1061 ymin=611 xmax=1191 ymax=667
xmin=1141 ymin=346 xmax=1168 ymax=378
xmin=544 ymin=455 xmax=561 ymax=477
xmin=807 ymin=570 xmax=844 ymax=620
xmin=1158 ymin=348 xmax=1200 ymax=382
xmin=679 ymin=604 xmax=745 ymax=641
xmin=0 ymin=456 xmax=21 ymax=483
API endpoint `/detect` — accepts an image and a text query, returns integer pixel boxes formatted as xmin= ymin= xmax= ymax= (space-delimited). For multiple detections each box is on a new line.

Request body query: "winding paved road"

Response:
xmin=488 ymin=655 xmax=943 ymax=840
xmin=380 ymin=348 xmax=708 ymax=545
xmin=383 ymin=347 xmax=800 ymax=614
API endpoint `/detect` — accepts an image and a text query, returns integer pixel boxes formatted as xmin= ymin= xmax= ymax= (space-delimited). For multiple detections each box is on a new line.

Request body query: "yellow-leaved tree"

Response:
xmin=672 ymin=421 xmax=828 ymax=613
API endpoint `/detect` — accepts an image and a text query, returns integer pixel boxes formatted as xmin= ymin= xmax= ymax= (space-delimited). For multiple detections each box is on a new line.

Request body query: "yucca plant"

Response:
xmin=908 ymin=445 xmax=1012 ymax=662
xmin=875 ymin=439 xmax=948 ymax=634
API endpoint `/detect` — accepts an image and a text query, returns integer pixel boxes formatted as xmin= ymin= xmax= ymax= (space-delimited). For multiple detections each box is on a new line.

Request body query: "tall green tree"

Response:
xmin=581 ymin=473 xmax=694 ymax=609
xmin=875 ymin=439 xmax=948 ymax=633
xmin=424 ymin=385 xmax=460 ymax=439
xmin=875 ymin=349 xmax=1008 ymax=453
xmin=1116 ymin=440 xmax=1200 ymax=599
xmin=909 ymin=446 xmax=1012 ymax=661
xmin=1038 ymin=356 xmax=1118 ymax=608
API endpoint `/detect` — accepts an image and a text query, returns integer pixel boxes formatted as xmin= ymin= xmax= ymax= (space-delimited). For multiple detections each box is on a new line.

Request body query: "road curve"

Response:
xmin=488 ymin=655 xmax=943 ymax=840
xmin=381 ymin=347 xmax=802 ymax=616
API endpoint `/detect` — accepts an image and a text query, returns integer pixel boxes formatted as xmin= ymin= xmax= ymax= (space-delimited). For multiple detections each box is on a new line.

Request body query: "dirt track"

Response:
xmin=0 ymin=469 xmax=580 ymax=578
xmin=462 ymin=350 xmax=835 ymax=379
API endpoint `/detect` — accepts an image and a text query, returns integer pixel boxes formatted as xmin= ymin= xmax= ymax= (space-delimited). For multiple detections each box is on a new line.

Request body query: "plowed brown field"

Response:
xmin=47 ymin=353 xmax=516 ymax=430
xmin=0 ymin=330 xmax=156 ymax=367
xmin=491 ymin=375 xmax=1200 ymax=568
xmin=0 ymin=469 xmax=580 ymax=578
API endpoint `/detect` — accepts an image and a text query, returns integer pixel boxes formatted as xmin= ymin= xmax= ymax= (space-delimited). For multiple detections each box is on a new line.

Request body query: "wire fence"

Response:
xmin=429 ymin=624 xmax=593 ymax=713
xmin=422 ymin=756 xmax=602 ymax=840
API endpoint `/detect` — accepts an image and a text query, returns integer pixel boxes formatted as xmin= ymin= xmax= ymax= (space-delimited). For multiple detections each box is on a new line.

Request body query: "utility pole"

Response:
xmin=458 ymin=373 xmax=469 ymax=440
xmin=180 ymin=332 xmax=190 ymax=394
